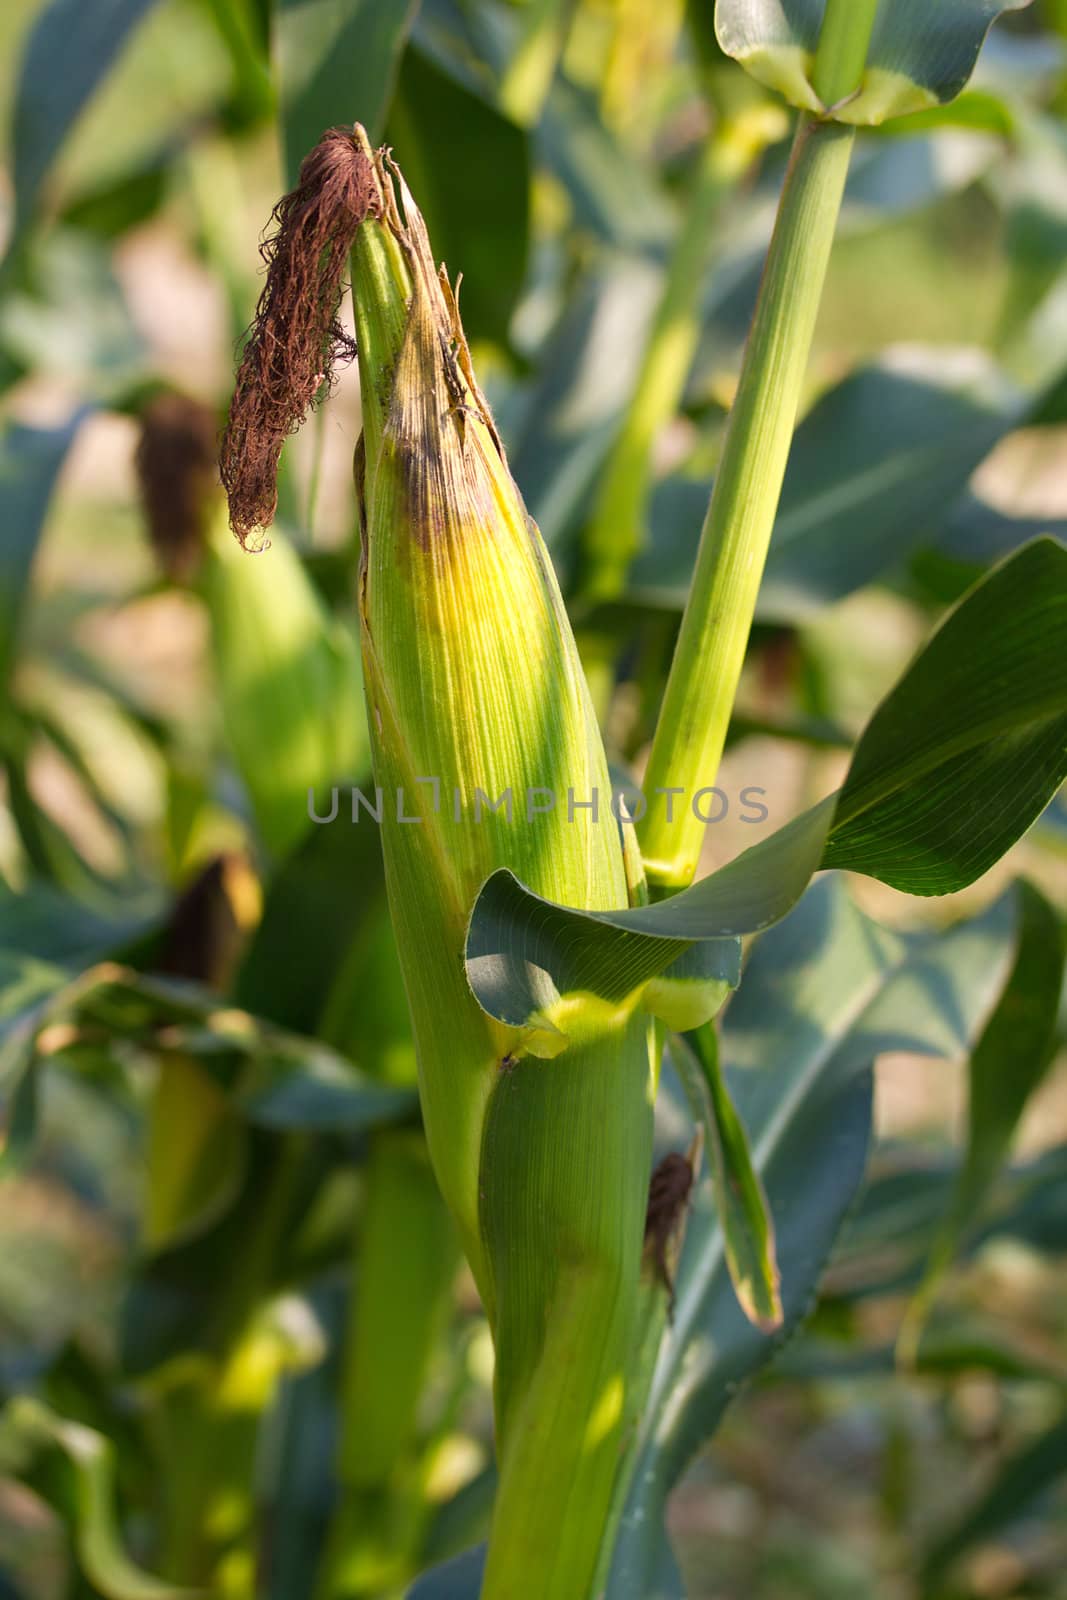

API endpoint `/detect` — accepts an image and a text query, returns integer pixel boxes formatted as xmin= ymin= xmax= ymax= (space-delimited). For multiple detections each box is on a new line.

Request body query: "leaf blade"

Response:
xmin=466 ymin=540 xmax=1067 ymax=1023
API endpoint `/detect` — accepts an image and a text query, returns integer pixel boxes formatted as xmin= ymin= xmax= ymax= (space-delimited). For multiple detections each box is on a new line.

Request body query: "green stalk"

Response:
xmin=811 ymin=0 xmax=880 ymax=107
xmin=635 ymin=110 xmax=857 ymax=890
xmin=585 ymin=7 xmax=878 ymax=1575
xmin=633 ymin=116 xmax=851 ymax=889
xmin=635 ymin=0 xmax=881 ymax=890
xmin=581 ymin=107 xmax=783 ymax=602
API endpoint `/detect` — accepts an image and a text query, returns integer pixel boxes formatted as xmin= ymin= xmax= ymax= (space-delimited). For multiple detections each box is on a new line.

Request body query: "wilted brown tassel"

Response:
xmin=135 ymin=392 xmax=219 ymax=582
xmin=219 ymin=127 xmax=380 ymax=547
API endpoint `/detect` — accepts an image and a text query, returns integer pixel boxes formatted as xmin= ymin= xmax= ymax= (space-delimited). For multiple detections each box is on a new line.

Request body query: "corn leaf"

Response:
xmin=233 ymin=813 xmax=387 ymax=1036
xmin=335 ymin=1133 xmax=457 ymax=1490
xmin=922 ymin=1413 xmax=1067 ymax=1586
xmin=5 ymin=1398 xmax=198 ymax=1599
xmin=635 ymin=355 xmax=1015 ymax=620
xmin=466 ymin=538 xmax=1067 ymax=1027
xmin=273 ymin=0 xmax=418 ymax=185
xmin=1 ymin=960 xmax=414 ymax=1185
xmin=900 ymin=880 xmax=1066 ymax=1356
xmin=604 ymin=877 xmax=1017 ymax=1595
xmin=510 ymin=258 xmax=663 ymax=565
xmin=7 ymin=0 xmax=162 ymax=255
xmin=669 ymin=1024 xmax=782 ymax=1331
xmin=205 ymin=524 xmax=368 ymax=859
xmin=0 ymin=412 xmax=88 ymax=692
xmin=0 ymin=878 xmax=159 ymax=966
xmin=535 ymin=78 xmax=676 ymax=251
xmin=406 ymin=1545 xmax=486 ymax=1599
xmin=715 ymin=0 xmax=1033 ymax=125
xmin=143 ymin=1052 xmax=247 ymax=1251
xmin=385 ymin=47 xmax=531 ymax=345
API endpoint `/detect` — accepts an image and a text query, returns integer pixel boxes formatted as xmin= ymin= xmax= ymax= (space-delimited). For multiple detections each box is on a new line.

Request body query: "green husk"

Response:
xmin=349 ymin=132 xmax=656 ymax=1597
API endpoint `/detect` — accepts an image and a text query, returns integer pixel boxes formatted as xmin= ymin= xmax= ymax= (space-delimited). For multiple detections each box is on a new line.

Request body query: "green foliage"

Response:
xmin=466 ymin=540 xmax=1067 ymax=1018
xmin=717 ymin=0 xmax=1034 ymax=123
xmin=6 ymin=0 xmax=161 ymax=256
xmin=274 ymin=0 xmax=416 ymax=180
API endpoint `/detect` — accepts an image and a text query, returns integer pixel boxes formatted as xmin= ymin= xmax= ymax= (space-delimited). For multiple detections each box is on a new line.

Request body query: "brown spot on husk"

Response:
xmin=134 ymin=392 xmax=219 ymax=581
xmin=220 ymin=127 xmax=380 ymax=547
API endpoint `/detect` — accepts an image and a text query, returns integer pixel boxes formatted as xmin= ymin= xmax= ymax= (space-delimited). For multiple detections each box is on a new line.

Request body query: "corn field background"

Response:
xmin=2 ymin=1 xmax=1067 ymax=1598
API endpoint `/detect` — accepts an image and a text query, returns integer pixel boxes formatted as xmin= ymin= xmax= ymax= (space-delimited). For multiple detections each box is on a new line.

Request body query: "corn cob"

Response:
xmin=348 ymin=132 xmax=657 ymax=1597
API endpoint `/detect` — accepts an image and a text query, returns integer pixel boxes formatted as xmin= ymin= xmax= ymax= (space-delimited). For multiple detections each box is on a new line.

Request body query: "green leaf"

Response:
xmin=635 ymin=356 xmax=1015 ymax=620
xmin=2 ymin=959 xmax=413 ymax=1182
xmin=203 ymin=0 xmax=272 ymax=127
xmin=936 ymin=489 xmax=1067 ymax=572
xmin=119 ymin=1134 xmax=310 ymax=1373
xmin=900 ymin=880 xmax=1066 ymax=1357
xmin=466 ymin=875 xmax=740 ymax=1039
xmin=511 ymin=257 xmax=663 ymax=565
xmin=604 ymin=877 xmax=1016 ymax=1596
xmin=0 ymin=878 xmax=158 ymax=966
xmin=237 ymin=1054 xmax=416 ymax=1131
xmin=0 ymin=412 xmax=88 ymax=694
xmin=0 ymin=231 xmax=148 ymax=404
xmin=923 ymin=1413 xmax=1067 ymax=1587
xmin=59 ymin=145 xmax=172 ymax=239
xmin=7 ymin=0 xmax=162 ymax=254
xmin=669 ymin=1024 xmax=782 ymax=1331
xmin=406 ymin=1546 xmax=486 ymax=1599
xmin=466 ymin=539 xmax=1067 ymax=1026
xmin=69 ymin=970 xmax=415 ymax=1132
xmin=333 ymin=1133 xmax=457 ymax=1493
xmin=715 ymin=0 xmax=1033 ymax=126
xmin=143 ymin=1053 xmax=247 ymax=1252
xmin=233 ymin=812 xmax=387 ymax=1035
xmin=6 ymin=1398 xmax=198 ymax=1599
xmin=385 ymin=46 xmax=530 ymax=346
xmin=261 ymin=1283 xmax=347 ymax=1600
xmin=205 ymin=524 xmax=368 ymax=860
xmin=535 ymin=78 xmax=675 ymax=252
xmin=273 ymin=0 xmax=418 ymax=185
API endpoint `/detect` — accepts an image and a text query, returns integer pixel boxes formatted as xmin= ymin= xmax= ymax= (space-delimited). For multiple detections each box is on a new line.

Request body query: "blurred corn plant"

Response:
xmin=2 ymin=1 xmax=1067 ymax=1598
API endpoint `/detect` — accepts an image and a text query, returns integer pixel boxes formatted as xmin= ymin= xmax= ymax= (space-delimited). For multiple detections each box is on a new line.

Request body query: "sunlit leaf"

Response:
xmin=205 ymin=523 xmax=368 ymax=860
xmin=715 ymin=0 xmax=1033 ymax=125
xmin=467 ymin=540 xmax=1067 ymax=1031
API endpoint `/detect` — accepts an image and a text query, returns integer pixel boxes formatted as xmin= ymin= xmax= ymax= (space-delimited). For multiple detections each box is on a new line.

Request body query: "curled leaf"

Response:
xmin=715 ymin=0 xmax=1033 ymax=125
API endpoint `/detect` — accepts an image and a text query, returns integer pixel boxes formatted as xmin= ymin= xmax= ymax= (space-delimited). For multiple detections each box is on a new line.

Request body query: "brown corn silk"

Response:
xmin=219 ymin=128 xmax=379 ymax=546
